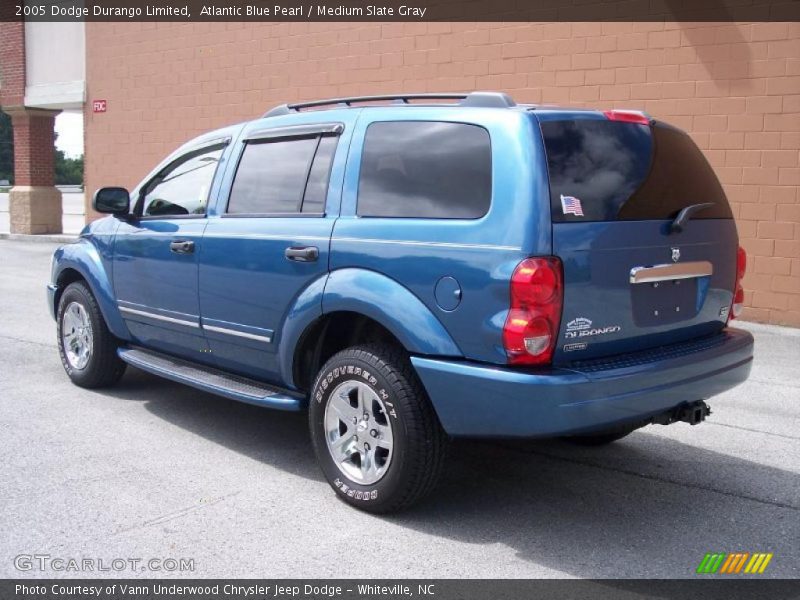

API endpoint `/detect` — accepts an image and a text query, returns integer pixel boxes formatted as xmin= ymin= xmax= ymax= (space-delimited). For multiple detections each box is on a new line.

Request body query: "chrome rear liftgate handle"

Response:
xmin=630 ymin=261 xmax=713 ymax=284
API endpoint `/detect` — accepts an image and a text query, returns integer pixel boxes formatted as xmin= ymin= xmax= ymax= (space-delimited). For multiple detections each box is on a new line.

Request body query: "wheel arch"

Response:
xmin=291 ymin=311 xmax=408 ymax=393
xmin=281 ymin=268 xmax=462 ymax=392
xmin=52 ymin=241 xmax=130 ymax=340
xmin=53 ymin=267 xmax=85 ymax=308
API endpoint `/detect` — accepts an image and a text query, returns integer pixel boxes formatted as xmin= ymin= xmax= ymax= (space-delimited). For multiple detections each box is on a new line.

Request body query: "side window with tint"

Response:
xmin=227 ymin=134 xmax=338 ymax=215
xmin=302 ymin=135 xmax=338 ymax=214
xmin=357 ymin=121 xmax=492 ymax=219
xmin=141 ymin=145 xmax=224 ymax=217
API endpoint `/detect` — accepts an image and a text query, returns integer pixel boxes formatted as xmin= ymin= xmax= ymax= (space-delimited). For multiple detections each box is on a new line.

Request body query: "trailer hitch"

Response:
xmin=653 ymin=400 xmax=712 ymax=426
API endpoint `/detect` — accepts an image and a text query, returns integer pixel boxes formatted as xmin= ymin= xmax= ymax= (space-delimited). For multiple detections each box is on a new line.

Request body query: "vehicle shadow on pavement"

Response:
xmin=107 ymin=367 xmax=321 ymax=481
xmin=110 ymin=366 xmax=799 ymax=579
xmin=398 ymin=438 xmax=799 ymax=578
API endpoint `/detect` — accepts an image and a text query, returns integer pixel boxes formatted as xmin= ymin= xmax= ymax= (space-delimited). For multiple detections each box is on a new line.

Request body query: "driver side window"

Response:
xmin=141 ymin=145 xmax=224 ymax=217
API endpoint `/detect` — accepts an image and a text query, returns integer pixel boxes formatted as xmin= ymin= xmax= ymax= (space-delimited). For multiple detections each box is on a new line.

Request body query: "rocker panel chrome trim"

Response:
xmin=203 ymin=324 xmax=272 ymax=343
xmin=118 ymin=306 xmax=199 ymax=328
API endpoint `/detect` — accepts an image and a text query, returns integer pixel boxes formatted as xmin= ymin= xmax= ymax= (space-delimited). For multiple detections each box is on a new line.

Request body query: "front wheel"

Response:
xmin=57 ymin=281 xmax=126 ymax=388
xmin=309 ymin=344 xmax=447 ymax=513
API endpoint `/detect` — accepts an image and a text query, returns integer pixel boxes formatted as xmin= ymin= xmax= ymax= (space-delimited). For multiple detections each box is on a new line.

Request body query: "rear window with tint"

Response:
xmin=357 ymin=121 xmax=491 ymax=219
xmin=541 ymin=119 xmax=732 ymax=223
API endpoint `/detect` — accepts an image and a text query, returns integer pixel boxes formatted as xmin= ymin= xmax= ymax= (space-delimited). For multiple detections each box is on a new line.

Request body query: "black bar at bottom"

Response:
xmin=2 ymin=579 xmax=799 ymax=600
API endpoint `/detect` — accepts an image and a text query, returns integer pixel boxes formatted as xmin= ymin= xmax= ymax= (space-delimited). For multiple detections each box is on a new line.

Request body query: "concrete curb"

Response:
xmin=0 ymin=233 xmax=78 ymax=243
xmin=736 ymin=319 xmax=800 ymax=336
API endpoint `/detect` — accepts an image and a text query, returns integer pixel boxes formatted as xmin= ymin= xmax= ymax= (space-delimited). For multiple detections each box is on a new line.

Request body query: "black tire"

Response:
xmin=56 ymin=281 xmax=126 ymax=388
xmin=563 ymin=424 xmax=642 ymax=446
xmin=309 ymin=344 xmax=448 ymax=513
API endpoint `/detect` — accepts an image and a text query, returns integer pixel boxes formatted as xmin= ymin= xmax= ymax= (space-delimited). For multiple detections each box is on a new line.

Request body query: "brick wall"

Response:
xmin=1 ymin=21 xmax=58 ymax=188
xmin=0 ymin=21 xmax=26 ymax=107
xmin=84 ymin=22 xmax=800 ymax=326
xmin=9 ymin=109 xmax=57 ymax=187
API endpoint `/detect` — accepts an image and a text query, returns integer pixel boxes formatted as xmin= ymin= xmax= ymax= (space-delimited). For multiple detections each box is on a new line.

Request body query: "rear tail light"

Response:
xmin=503 ymin=257 xmax=563 ymax=365
xmin=603 ymin=110 xmax=651 ymax=125
xmin=730 ymin=246 xmax=747 ymax=321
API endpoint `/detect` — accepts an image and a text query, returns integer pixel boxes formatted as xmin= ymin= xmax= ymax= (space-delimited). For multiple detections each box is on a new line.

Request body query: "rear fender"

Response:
xmin=322 ymin=268 xmax=463 ymax=357
xmin=278 ymin=269 xmax=462 ymax=390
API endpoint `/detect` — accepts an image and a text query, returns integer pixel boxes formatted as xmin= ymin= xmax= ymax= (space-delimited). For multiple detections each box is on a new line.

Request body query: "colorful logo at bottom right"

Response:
xmin=696 ymin=552 xmax=773 ymax=574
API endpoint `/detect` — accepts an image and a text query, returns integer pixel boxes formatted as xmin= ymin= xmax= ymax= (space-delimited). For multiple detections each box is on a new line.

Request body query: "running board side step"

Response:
xmin=117 ymin=347 xmax=304 ymax=411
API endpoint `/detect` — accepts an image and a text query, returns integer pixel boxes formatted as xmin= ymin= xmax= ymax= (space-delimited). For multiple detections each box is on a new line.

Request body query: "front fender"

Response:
xmin=323 ymin=268 xmax=463 ymax=357
xmin=52 ymin=238 xmax=130 ymax=341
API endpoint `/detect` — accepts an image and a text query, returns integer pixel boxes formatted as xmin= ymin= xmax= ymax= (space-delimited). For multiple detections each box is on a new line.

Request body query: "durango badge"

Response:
xmin=565 ymin=317 xmax=622 ymax=339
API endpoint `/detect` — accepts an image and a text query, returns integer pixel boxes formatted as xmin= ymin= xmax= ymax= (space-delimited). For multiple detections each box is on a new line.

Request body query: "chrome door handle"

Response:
xmin=285 ymin=246 xmax=319 ymax=262
xmin=169 ymin=240 xmax=195 ymax=254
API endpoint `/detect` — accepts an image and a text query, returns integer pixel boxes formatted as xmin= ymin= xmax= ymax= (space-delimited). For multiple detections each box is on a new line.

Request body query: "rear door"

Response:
xmin=198 ymin=119 xmax=351 ymax=382
xmin=537 ymin=113 xmax=738 ymax=363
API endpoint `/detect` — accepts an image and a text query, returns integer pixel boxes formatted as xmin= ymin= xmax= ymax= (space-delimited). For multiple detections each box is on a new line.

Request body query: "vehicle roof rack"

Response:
xmin=263 ymin=91 xmax=516 ymax=118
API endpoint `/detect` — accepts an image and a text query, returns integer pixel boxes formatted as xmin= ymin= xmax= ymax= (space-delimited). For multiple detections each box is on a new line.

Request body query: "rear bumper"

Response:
xmin=411 ymin=328 xmax=753 ymax=438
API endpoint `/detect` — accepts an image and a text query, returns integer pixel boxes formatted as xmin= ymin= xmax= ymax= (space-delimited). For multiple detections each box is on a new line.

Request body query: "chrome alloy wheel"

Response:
xmin=324 ymin=380 xmax=394 ymax=485
xmin=61 ymin=301 xmax=93 ymax=370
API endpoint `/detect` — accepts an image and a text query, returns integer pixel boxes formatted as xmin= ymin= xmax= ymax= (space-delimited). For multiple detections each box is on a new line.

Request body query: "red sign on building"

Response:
xmin=92 ymin=100 xmax=107 ymax=113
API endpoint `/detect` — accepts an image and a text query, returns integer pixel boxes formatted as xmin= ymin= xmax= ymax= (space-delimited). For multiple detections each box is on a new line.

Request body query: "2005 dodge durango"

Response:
xmin=48 ymin=91 xmax=754 ymax=512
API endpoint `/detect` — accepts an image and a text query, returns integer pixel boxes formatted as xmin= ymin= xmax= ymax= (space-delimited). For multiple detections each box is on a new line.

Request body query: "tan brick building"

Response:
xmin=7 ymin=21 xmax=800 ymax=325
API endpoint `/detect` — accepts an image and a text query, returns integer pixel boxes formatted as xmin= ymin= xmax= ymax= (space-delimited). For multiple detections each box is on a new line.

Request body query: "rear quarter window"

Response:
xmin=541 ymin=119 xmax=732 ymax=223
xmin=357 ymin=121 xmax=492 ymax=219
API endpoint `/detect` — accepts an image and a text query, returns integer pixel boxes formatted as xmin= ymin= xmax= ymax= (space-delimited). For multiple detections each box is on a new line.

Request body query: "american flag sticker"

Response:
xmin=561 ymin=195 xmax=584 ymax=217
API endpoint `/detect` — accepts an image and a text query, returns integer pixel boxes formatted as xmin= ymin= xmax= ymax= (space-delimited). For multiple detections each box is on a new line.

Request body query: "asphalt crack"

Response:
xmin=0 ymin=334 xmax=54 ymax=349
xmin=111 ymin=491 xmax=241 ymax=535
xmin=706 ymin=420 xmax=800 ymax=441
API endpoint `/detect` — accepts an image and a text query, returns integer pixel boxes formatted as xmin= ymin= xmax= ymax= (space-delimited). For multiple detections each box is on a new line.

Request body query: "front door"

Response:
xmin=199 ymin=118 xmax=350 ymax=382
xmin=113 ymin=141 xmax=227 ymax=361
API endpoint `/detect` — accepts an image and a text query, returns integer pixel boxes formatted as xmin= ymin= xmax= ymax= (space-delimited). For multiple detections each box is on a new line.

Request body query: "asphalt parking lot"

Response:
xmin=0 ymin=239 xmax=797 ymax=579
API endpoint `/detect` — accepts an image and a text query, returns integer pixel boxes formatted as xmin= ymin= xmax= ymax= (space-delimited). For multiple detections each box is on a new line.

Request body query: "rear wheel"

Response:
xmin=57 ymin=281 xmax=126 ymax=388
xmin=309 ymin=344 xmax=447 ymax=513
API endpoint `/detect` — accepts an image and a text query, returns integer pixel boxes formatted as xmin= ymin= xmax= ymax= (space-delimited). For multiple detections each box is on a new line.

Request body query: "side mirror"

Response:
xmin=93 ymin=187 xmax=130 ymax=215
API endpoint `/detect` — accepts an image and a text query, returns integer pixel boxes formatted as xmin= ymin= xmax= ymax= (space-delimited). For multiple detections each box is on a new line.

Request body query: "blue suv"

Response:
xmin=48 ymin=92 xmax=754 ymax=512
